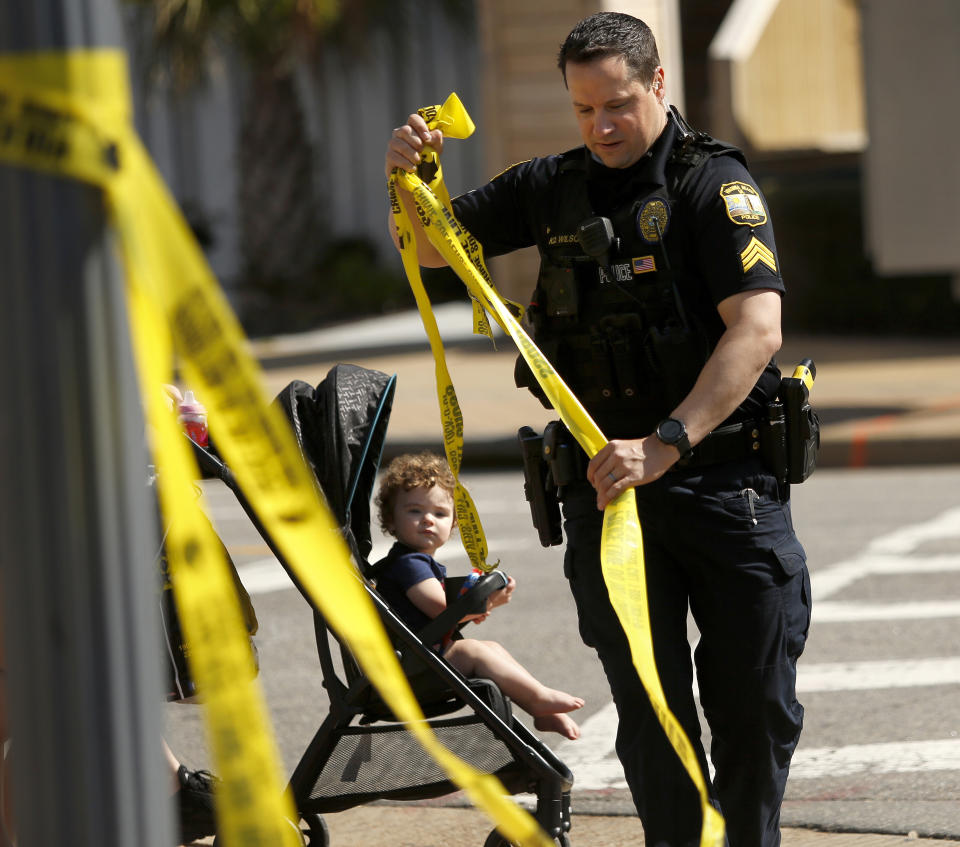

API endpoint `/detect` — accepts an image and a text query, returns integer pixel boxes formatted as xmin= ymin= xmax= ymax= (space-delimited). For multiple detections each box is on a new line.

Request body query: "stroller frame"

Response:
xmin=195 ymin=364 xmax=574 ymax=847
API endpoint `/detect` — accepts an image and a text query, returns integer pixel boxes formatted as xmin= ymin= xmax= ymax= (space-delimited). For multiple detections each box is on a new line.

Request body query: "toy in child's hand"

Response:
xmin=457 ymin=568 xmax=482 ymax=598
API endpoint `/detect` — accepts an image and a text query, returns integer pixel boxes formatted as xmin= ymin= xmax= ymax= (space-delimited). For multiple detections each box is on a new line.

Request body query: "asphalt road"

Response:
xmin=164 ymin=464 xmax=960 ymax=840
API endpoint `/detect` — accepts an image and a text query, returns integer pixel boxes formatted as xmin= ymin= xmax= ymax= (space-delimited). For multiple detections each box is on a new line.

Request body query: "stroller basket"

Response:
xmin=305 ymin=716 xmax=521 ymax=810
xmin=195 ymin=363 xmax=574 ymax=846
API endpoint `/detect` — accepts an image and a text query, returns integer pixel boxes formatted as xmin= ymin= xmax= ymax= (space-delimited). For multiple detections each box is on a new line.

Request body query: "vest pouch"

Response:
xmin=515 ymin=329 xmax=606 ymax=408
xmin=538 ymin=262 xmax=579 ymax=318
xmin=595 ymin=314 xmax=644 ymax=401
xmin=514 ymin=335 xmax=564 ymax=409
xmin=552 ymin=330 xmax=615 ymax=406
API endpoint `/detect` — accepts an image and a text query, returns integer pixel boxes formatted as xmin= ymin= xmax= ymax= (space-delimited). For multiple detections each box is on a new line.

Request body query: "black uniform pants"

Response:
xmin=561 ymin=457 xmax=810 ymax=847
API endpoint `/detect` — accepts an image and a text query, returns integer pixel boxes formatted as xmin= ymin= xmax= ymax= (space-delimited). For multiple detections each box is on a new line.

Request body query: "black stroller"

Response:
xmin=194 ymin=363 xmax=574 ymax=846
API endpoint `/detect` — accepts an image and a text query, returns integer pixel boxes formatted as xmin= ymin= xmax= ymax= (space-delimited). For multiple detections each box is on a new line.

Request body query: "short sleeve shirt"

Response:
xmin=373 ymin=542 xmax=446 ymax=634
xmin=453 ymin=111 xmax=783 ymax=302
xmin=451 ymin=111 xmax=785 ymax=418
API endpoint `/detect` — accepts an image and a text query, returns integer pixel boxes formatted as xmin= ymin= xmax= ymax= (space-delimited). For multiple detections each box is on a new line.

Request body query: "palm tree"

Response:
xmin=125 ymin=1 xmax=345 ymax=317
xmin=126 ymin=0 xmax=472 ymax=331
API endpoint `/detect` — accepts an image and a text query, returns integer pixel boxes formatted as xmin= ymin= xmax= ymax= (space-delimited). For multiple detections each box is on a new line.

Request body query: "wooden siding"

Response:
xmin=711 ymin=0 xmax=866 ymax=152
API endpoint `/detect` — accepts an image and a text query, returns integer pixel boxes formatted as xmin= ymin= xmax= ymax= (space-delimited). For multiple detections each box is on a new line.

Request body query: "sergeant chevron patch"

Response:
xmin=740 ymin=236 xmax=777 ymax=273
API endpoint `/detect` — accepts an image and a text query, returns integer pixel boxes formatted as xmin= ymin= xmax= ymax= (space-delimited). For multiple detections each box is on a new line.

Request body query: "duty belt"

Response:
xmin=676 ymin=420 xmax=762 ymax=470
xmin=544 ymin=418 xmax=763 ymax=485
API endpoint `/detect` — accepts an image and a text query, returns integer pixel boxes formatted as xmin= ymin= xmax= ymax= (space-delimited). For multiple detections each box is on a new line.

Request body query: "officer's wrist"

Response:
xmin=654 ymin=417 xmax=692 ymax=458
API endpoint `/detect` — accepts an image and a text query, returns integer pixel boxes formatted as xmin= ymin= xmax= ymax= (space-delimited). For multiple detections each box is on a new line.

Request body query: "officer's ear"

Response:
xmin=652 ymin=67 xmax=665 ymax=100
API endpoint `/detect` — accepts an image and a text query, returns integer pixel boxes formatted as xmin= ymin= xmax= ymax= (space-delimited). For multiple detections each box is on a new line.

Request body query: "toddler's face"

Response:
xmin=389 ymin=484 xmax=455 ymax=556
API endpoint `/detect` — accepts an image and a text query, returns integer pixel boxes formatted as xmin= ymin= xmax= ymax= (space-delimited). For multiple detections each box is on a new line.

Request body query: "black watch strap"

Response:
xmin=656 ymin=417 xmax=692 ymax=457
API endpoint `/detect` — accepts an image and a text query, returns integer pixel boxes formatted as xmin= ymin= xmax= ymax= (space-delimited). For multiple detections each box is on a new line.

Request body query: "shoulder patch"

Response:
xmin=720 ymin=181 xmax=767 ymax=227
xmin=740 ymin=236 xmax=777 ymax=273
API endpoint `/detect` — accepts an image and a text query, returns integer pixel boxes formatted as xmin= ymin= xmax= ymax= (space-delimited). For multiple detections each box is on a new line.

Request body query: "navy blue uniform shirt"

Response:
xmin=452 ymin=111 xmax=785 ymax=424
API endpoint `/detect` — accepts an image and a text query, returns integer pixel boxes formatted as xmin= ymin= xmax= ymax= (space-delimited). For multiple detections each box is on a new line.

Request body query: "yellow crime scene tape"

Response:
xmin=0 ymin=51 xmax=556 ymax=847
xmin=389 ymin=93 xmax=726 ymax=847
xmin=388 ymin=93 xmax=524 ymax=574
xmin=394 ymin=218 xmax=496 ymax=573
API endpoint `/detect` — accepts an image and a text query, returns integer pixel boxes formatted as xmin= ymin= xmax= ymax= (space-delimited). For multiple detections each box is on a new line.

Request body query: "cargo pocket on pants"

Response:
xmin=772 ymin=533 xmax=811 ymax=659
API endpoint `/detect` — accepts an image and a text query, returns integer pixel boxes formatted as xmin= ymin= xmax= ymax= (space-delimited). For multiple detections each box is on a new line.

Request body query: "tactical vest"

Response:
xmin=517 ymin=127 xmax=747 ymax=437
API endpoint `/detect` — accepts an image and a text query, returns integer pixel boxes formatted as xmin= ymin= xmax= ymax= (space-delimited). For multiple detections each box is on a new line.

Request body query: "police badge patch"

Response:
xmin=720 ymin=181 xmax=767 ymax=226
xmin=636 ymin=198 xmax=670 ymax=242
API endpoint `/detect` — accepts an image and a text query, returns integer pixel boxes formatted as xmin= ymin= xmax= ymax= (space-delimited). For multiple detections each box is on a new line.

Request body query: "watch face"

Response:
xmin=658 ymin=418 xmax=684 ymax=442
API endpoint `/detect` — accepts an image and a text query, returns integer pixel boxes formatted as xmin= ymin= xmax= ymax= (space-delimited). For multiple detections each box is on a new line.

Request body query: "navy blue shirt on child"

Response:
xmin=373 ymin=542 xmax=446 ymax=636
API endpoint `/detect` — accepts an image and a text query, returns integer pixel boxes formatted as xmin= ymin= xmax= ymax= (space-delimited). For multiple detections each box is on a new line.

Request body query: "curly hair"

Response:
xmin=375 ymin=452 xmax=457 ymax=536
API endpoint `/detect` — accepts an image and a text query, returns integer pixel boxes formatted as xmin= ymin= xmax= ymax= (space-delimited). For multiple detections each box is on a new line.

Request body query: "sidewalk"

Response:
xmin=250 ymin=303 xmax=960 ymax=470
xmin=320 ymin=803 xmax=960 ymax=846
xmin=192 ymin=803 xmax=960 ymax=846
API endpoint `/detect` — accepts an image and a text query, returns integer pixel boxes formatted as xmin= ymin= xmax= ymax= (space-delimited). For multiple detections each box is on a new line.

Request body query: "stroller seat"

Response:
xmin=198 ymin=364 xmax=574 ymax=846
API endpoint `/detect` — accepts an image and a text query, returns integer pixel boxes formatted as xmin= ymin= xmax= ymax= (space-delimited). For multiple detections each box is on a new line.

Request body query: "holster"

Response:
xmin=780 ymin=372 xmax=821 ymax=484
xmin=517 ymin=426 xmax=563 ymax=547
xmin=542 ymin=420 xmax=586 ymax=486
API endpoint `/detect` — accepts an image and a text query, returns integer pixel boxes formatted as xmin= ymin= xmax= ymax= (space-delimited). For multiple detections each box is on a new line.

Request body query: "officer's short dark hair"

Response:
xmin=558 ymin=12 xmax=661 ymax=88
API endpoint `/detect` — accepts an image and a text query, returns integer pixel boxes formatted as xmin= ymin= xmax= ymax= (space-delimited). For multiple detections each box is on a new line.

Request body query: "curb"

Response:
xmin=384 ymin=434 xmax=960 ymax=472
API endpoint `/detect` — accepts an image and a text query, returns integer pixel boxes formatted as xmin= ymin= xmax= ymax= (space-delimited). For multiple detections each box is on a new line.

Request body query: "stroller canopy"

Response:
xmin=275 ymin=363 xmax=396 ymax=566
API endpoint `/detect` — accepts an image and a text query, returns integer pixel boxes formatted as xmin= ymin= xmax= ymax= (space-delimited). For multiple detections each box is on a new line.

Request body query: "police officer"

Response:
xmin=385 ymin=12 xmax=810 ymax=847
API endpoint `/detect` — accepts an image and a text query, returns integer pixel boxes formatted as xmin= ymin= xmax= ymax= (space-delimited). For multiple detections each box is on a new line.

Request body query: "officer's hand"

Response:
xmin=385 ymin=113 xmax=444 ymax=178
xmin=587 ymin=436 xmax=679 ymax=509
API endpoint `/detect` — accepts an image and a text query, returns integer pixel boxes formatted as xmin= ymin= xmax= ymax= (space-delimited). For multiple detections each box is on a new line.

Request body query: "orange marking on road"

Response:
xmin=848 ymin=414 xmax=898 ymax=468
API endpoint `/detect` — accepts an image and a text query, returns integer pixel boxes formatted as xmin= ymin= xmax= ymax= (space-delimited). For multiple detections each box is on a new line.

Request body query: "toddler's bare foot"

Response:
xmin=529 ymin=688 xmax=584 ymax=717
xmin=534 ymin=713 xmax=581 ymax=740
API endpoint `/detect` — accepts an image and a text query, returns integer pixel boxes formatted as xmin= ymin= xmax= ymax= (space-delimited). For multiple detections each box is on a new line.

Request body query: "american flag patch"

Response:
xmin=632 ymin=255 xmax=656 ymax=274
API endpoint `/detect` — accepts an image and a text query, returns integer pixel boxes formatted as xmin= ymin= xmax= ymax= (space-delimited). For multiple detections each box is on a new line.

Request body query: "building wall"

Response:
xmin=861 ymin=0 xmax=960 ymax=278
xmin=708 ymin=0 xmax=865 ymax=152
xmin=124 ymin=10 xmax=246 ymax=290
xmin=300 ymin=17 xmax=486 ymax=269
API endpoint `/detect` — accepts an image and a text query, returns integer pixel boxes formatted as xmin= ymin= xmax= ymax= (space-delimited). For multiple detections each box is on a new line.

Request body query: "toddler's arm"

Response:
xmin=406 ymin=577 xmax=448 ymax=618
xmin=407 ymin=575 xmax=517 ymax=625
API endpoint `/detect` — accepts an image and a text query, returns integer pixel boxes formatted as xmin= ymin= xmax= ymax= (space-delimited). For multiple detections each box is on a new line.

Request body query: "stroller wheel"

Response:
xmin=483 ymin=828 xmax=570 ymax=847
xmin=302 ymin=812 xmax=330 ymax=846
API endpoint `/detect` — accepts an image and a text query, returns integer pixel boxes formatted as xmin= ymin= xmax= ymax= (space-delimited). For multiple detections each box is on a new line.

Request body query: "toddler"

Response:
xmin=373 ymin=452 xmax=583 ymax=739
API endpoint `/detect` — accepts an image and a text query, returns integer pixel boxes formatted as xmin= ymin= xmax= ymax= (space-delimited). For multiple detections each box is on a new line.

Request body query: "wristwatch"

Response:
xmin=655 ymin=417 xmax=692 ymax=457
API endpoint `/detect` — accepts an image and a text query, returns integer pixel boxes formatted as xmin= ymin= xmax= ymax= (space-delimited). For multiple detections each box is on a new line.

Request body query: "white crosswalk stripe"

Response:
xmin=554 ymin=505 xmax=960 ymax=791
xmin=813 ymin=600 xmax=960 ymax=621
xmin=789 ymin=739 xmax=960 ymax=779
xmin=797 ymin=656 xmax=960 ymax=690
